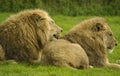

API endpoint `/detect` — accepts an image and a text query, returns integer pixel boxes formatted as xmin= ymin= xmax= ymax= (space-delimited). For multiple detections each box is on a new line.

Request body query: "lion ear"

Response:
xmin=31 ymin=13 xmax=41 ymax=22
xmin=93 ymin=23 xmax=104 ymax=32
xmin=31 ymin=13 xmax=46 ymax=22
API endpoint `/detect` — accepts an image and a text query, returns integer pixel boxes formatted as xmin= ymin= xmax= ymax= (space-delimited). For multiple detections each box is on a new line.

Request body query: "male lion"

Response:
xmin=0 ymin=9 xmax=62 ymax=63
xmin=63 ymin=17 xmax=120 ymax=69
xmin=41 ymin=39 xmax=92 ymax=69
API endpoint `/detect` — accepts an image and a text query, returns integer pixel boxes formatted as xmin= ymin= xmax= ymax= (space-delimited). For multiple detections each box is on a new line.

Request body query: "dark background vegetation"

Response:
xmin=0 ymin=0 xmax=120 ymax=16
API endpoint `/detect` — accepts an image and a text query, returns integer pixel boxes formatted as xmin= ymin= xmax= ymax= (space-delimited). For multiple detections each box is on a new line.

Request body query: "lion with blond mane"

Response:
xmin=63 ymin=17 xmax=120 ymax=69
xmin=0 ymin=9 xmax=62 ymax=63
xmin=41 ymin=17 xmax=120 ymax=69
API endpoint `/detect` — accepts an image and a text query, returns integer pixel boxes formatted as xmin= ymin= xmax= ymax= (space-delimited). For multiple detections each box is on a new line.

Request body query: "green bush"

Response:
xmin=0 ymin=0 xmax=119 ymax=16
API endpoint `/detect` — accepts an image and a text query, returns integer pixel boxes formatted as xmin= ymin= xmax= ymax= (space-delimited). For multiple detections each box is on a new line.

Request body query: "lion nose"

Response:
xmin=115 ymin=41 xmax=118 ymax=46
xmin=61 ymin=29 xmax=63 ymax=32
xmin=115 ymin=43 xmax=118 ymax=46
xmin=59 ymin=28 xmax=63 ymax=32
xmin=114 ymin=40 xmax=118 ymax=46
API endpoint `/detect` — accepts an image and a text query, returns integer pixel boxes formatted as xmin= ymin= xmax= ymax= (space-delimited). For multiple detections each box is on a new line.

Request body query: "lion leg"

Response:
xmin=63 ymin=63 xmax=78 ymax=70
xmin=0 ymin=45 xmax=17 ymax=64
xmin=5 ymin=60 xmax=17 ymax=64
xmin=0 ymin=59 xmax=17 ymax=64
xmin=116 ymin=60 xmax=120 ymax=64
xmin=106 ymin=63 xmax=120 ymax=69
xmin=0 ymin=45 xmax=5 ymax=61
xmin=88 ymin=65 xmax=94 ymax=69
xmin=29 ymin=51 xmax=42 ymax=64
xmin=53 ymin=61 xmax=77 ymax=70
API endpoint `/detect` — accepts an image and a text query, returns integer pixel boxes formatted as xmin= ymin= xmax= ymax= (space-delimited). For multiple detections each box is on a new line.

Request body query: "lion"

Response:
xmin=0 ymin=9 xmax=62 ymax=63
xmin=63 ymin=17 xmax=120 ymax=69
xmin=41 ymin=39 xmax=92 ymax=69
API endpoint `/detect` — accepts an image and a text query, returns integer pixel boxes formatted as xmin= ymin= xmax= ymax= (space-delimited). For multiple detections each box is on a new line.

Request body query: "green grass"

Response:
xmin=0 ymin=13 xmax=120 ymax=76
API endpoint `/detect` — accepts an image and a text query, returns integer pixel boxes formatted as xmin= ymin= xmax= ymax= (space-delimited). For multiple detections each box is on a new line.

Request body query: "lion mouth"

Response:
xmin=53 ymin=34 xmax=59 ymax=39
xmin=107 ymin=47 xmax=114 ymax=53
xmin=107 ymin=47 xmax=112 ymax=49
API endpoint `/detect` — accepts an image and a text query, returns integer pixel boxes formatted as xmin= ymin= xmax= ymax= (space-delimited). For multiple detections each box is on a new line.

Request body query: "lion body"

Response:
xmin=41 ymin=39 xmax=90 ymax=69
xmin=0 ymin=9 xmax=62 ymax=63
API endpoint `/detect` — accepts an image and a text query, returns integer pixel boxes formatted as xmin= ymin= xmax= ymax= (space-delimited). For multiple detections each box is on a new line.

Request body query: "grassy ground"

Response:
xmin=0 ymin=13 xmax=120 ymax=76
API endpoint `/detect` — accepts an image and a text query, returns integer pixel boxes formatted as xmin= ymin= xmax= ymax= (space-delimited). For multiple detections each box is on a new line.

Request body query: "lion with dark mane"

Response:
xmin=0 ymin=9 xmax=62 ymax=63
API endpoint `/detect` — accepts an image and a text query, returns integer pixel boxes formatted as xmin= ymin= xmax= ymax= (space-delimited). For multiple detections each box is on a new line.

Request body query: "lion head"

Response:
xmin=90 ymin=18 xmax=117 ymax=53
xmin=6 ymin=9 xmax=62 ymax=47
xmin=20 ymin=9 xmax=62 ymax=46
xmin=64 ymin=17 xmax=117 ymax=66
xmin=0 ymin=9 xmax=62 ymax=62
xmin=103 ymin=26 xmax=117 ymax=53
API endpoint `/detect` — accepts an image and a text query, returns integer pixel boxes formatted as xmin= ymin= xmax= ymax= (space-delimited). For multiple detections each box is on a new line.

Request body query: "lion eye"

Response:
xmin=51 ymin=21 xmax=55 ymax=23
xmin=109 ymin=33 xmax=112 ymax=36
xmin=40 ymin=18 xmax=46 ymax=20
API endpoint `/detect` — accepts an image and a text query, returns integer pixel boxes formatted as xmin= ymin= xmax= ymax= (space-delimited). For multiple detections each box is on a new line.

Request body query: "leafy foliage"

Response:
xmin=0 ymin=0 xmax=120 ymax=16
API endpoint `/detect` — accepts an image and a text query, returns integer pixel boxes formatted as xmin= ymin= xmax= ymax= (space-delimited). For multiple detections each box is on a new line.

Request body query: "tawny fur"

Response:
xmin=41 ymin=39 xmax=91 ymax=69
xmin=0 ymin=9 xmax=62 ymax=63
xmin=0 ymin=45 xmax=5 ymax=60
xmin=63 ymin=17 xmax=120 ymax=69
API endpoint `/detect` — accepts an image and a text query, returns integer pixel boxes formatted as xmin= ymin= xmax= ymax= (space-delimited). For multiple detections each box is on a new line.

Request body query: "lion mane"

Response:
xmin=0 ymin=9 xmax=62 ymax=63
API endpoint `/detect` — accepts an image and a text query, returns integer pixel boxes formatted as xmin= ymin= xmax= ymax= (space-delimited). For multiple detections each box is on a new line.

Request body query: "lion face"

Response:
xmin=48 ymin=19 xmax=62 ymax=41
xmin=36 ymin=16 xmax=62 ymax=41
xmin=95 ymin=23 xmax=118 ymax=53
xmin=104 ymin=30 xmax=117 ymax=53
xmin=91 ymin=21 xmax=117 ymax=53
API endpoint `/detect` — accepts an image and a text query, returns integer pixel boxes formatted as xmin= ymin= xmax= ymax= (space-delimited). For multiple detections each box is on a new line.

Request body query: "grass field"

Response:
xmin=0 ymin=13 xmax=120 ymax=76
